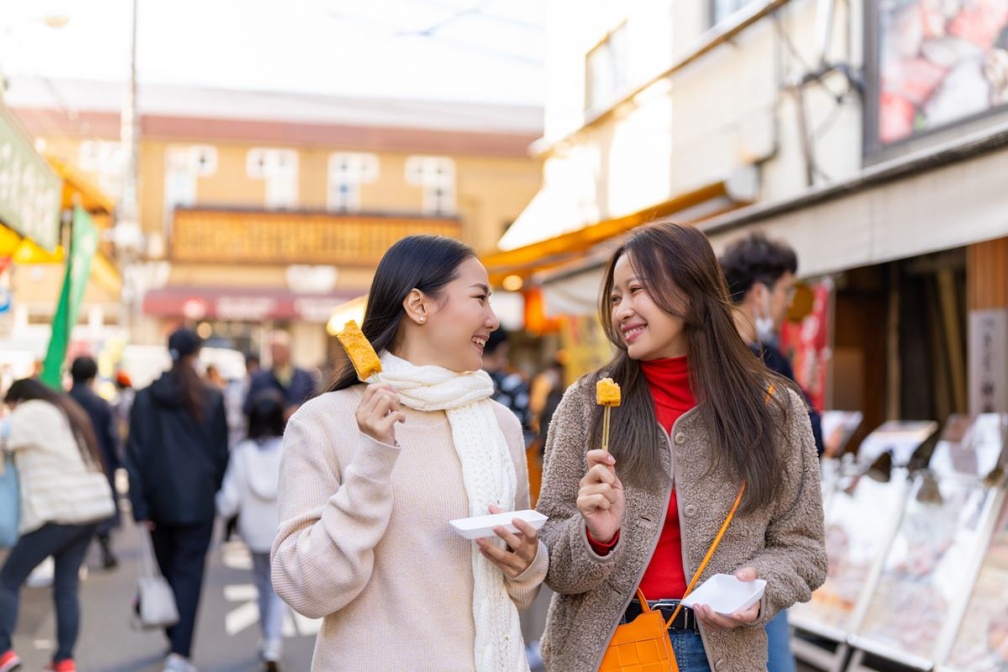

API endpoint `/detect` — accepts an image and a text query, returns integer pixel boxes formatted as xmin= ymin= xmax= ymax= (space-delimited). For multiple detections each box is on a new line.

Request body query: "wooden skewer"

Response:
xmin=601 ymin=405 xmax=611 ymax=452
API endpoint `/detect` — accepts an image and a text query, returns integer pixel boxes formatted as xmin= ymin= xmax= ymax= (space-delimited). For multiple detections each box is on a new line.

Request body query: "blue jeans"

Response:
xmin=0 ymin=522 xmax=97 ymax=662
xmin=766 ymin=609 xmax=796 ymax=672
xmin=251 ymin=551 xmax=284 ymax=654
xmin=669 ymin=630 xmax=711 ymax=672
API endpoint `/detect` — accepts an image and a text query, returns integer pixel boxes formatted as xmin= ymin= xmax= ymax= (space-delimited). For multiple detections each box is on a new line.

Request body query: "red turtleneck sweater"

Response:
xmin=587 ymin=356 xmax=695 ymax=599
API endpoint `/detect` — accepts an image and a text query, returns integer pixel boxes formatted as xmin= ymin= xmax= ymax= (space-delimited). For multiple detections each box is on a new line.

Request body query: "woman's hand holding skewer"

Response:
xmin=577 ymin=449 xmax=624 ymax=544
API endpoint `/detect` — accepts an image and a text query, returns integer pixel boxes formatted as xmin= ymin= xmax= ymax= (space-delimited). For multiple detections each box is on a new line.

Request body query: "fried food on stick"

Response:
xmin=337 ymin=320 xmax=382 ymax=381
xmin=596 ymin=378 xmax=621 ymax=407
xmin=596 ymin=378 xmax=621 ymax=452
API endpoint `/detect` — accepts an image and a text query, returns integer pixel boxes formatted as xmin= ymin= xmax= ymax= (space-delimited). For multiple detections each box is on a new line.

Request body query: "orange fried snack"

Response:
xmin=596 ymin=378 xmax=621 ymax=406
xmin=337 ymin=320 xmax=382 ymax=381
xmin=596 ymin=378 xmax=620 ymax=452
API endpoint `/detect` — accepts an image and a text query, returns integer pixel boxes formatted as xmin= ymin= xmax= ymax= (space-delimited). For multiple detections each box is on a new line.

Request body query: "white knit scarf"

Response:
xmin=377 ymin=352 xmax=529 ymax=672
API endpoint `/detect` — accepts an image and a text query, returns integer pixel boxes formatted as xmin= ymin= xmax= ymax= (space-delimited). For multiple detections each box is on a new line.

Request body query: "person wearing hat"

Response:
xmin=125 ymin=328 xmax=229 ymax=672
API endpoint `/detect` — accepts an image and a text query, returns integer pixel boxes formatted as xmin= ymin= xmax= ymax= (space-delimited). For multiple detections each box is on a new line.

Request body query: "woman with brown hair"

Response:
xmin=536 ymin=221 xmax=827 ymax=671
xmin=0 ymin=378 xmax=116 ymax=672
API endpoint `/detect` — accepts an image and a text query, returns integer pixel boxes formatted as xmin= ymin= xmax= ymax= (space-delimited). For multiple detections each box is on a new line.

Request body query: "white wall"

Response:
xmin=541 ymin=0 xmax=867 ymax=224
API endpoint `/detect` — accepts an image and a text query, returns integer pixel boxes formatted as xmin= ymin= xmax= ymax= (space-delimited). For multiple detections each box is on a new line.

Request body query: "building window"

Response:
xmin=164 ymin=145 xmax=217 ymax=232
xmin=77 ymin=140 xmax=126 ymax=198
xmin=405 ymin=156 xmax=456 ymax=215
xmin=247 ymin=148 xmax=299 ymax=209
xmin=585 ymin=22 xmax=629 ymax=115
xmin=327 ymin=152 xmax=379 ymax=212
xmin=710 ymin=0 xmax=757 ymax=26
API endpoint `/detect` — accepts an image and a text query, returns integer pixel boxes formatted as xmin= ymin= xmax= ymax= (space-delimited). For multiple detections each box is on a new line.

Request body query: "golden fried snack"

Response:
xmin=596 ymin=378 xmax=620 ymax=452
xmin=337 ymin=320 xmax=382 ymax=381
xmin=596 ymin=378 xmax=621 ymax=406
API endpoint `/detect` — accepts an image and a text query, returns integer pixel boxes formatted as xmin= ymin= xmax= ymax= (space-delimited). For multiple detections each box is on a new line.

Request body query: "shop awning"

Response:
xmin=483 ymin=181 xmax=739 ymax=286
xmin=47 ymin=155 xmax=116 ymax=214
xmin=700 ymin=130 xmax=1008 ymax=278
xmin=143 ymin=286 xmax=360 ymax=323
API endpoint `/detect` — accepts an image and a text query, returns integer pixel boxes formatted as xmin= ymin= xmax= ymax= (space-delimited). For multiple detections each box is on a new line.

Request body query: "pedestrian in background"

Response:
xmin=0 ymin=378 xmax=116 ymax=672
xmin=68 ymin=355 xmax=121 ymax=570
xmin=125 ymin=328 xmax=229 ymax=672
xmin=243 ymin=333 xmax=314 ymax=423
xmin=536 ymin=222 xmax=827 ymax=671
xmin=720 ymin=230 xmax=827 ymax=672
xmin=216 ymin=390 xmax=286 ymax=672
xmin=272 ymin=235 xmax=546 ymax=671
xmin=482 ymin=328 xmax=536 ymax=447
xmin=719 ymin=231 xmax=824 ymax=458
xmin=112 ymin=371 xmax=135 ymax=454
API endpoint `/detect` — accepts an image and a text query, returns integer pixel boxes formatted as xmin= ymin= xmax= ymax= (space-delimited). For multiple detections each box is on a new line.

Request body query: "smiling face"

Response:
xmin=401 ymin=256 xmax=500 ymax=372
xmin=609 ymin=254 xmax=688 ymax=361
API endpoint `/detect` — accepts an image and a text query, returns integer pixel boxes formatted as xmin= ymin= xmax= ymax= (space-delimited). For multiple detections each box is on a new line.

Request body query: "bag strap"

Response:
xmin=662 ymin=481 xmax=745 ymax=630
xmin=643 ymin=383 xmax=774 ymax=630
xmin=136 ymin=525 xmax=163 ymax=580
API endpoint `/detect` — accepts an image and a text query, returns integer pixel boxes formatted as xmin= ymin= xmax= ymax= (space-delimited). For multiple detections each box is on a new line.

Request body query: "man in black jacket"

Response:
xmin=69 ymin=355 xmax=120 ymax=569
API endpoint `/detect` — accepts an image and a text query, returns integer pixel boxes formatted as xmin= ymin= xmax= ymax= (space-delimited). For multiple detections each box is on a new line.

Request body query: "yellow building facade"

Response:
xmin=11 ymin=80 xmax=541 ymax=374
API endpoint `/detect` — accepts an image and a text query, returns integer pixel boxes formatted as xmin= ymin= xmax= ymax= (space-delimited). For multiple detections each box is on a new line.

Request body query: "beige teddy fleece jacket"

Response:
xmin=537 ymin=377 xmax=827 ymax=672
xmin=271 ymin=386 xmax=547 ymax=671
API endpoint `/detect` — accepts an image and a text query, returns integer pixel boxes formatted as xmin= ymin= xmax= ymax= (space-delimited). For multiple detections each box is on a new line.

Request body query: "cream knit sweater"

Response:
xmin=5 ymin=400 xmax=116 ymax=534
xmin=272 ymin=386 xmax=548 ymax=671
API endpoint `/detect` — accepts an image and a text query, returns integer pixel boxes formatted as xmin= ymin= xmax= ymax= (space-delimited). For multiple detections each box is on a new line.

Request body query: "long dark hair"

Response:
xmin=5 ymin=377 xmax=106 ymax=471
xmin=327 ymin=235 xmax=476 ymax=392
xmin=593 ymin=221 xmax=789 ymax=511
xmin=172 ymin=356 xmax=207 ymax=422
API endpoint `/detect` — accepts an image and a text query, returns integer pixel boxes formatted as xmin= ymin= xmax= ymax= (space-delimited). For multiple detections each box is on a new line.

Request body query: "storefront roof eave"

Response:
xmin=701 ymin=119 xmax=1008 ymax=238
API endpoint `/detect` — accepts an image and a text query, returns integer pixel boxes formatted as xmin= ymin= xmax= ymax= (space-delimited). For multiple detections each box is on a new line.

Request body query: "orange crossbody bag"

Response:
xmin=598 ymin=482 xmax=746 ymax=672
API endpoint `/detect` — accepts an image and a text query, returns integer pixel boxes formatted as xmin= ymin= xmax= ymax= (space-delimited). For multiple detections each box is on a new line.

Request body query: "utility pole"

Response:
xmin=116 ymin=0 xmax=143 ymax=337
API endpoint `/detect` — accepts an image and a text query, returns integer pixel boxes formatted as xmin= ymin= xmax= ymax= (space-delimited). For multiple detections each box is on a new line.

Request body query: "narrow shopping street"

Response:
xmin=7 ymin=518 xmax=318 ymax=672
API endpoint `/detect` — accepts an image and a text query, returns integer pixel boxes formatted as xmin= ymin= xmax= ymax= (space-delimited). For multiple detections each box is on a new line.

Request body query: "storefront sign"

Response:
xmin=171 ymin=208 xmax=461 ymax=265
xmin=144 ymin=286 xmax=355 ymax=323
xmin=970 ymin=309 xmax=1008 ymax=415
xmin=0 ymin=106 xmax=61 ymax=251
xmin=866 ymin=2 xmax=1008 ymax=157
xmin=780 ymin=278 xmax=832 ymax=412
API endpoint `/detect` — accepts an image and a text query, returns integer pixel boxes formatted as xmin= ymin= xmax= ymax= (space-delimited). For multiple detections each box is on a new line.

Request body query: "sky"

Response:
xmin=0 ymin=0 xmax=547 ymax=106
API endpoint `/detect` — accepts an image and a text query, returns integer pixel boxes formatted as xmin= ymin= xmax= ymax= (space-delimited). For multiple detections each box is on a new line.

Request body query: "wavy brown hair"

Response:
xmin=590 ymin=221 xmax=790 ymax=512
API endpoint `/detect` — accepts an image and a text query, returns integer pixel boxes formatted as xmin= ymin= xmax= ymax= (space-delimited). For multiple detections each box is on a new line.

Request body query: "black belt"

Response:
xmin=623 ymin=598 xmax=699 ymax=631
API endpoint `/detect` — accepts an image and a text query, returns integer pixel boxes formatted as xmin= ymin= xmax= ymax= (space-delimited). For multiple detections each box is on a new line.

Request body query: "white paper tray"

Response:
xmin=681 ymin=573 xmax=766 ymax=615
xmin=449 ymin=509 xmax=547 ymax=540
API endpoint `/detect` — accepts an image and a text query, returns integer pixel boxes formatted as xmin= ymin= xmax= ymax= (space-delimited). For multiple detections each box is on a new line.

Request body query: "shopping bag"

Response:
xmin=133 ymin=525 xmax=179 ymax=629
xmin=0 ymin=453 xmax=19 ymax=548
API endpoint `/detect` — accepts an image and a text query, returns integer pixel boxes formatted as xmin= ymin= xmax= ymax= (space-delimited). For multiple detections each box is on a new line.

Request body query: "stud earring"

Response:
xmin=419 ymin=316 xmax=426 ymax=323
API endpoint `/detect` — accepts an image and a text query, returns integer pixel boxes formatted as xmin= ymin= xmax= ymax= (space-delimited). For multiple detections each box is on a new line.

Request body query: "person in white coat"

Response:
xmin=216 ymin=390 xmax=285 ymax=672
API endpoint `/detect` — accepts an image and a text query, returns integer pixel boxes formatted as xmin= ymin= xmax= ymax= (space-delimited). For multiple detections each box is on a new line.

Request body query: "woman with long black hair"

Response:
xmin=125 ymin=328 xmax=229 ymax=672
xmin=272 ymin=235 xmax=547 ymax=671
xmin=0 ymin=378 xmax=116 ymax=672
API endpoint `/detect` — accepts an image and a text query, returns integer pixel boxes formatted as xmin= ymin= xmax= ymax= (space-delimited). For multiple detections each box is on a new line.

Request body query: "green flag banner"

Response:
xmin=40 ymin=207 xmax=98 ymax=388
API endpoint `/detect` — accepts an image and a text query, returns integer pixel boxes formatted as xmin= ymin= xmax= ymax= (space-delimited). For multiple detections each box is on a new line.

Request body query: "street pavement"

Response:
xmin=6 ymin=514 xmax=549 ymax=672
xmin=8 ymin=517 xmax=318 ymax=672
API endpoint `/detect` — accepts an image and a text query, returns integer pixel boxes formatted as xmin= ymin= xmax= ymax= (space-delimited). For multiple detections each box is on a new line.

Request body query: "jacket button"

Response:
xmin=684 ymin=504 xmax=697 ymax=517
xmin=674 ymin=433 xmax=685 ymax=445
xmin=714 ymin=660 xmax=726 ymax=671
